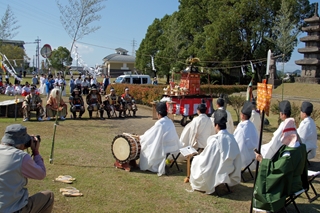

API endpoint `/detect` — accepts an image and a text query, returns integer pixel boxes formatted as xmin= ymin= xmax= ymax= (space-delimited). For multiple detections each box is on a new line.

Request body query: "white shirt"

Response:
xmin=139 ymin=116 xmax=182 ymax=176
xmin=233 ymin=120 xmax=259 ymax=169
xmin=190 ymin=130 xmax=241 ymax=194
xmin=297 ymin=116 xmax=317 ymax=159
xmin=211 ymin=108 xmax=234 ymax=134
xmin=180 ymin=114 xmax=215 ymax=149
xmin=250 ymin=110 xmax=261 ymax=137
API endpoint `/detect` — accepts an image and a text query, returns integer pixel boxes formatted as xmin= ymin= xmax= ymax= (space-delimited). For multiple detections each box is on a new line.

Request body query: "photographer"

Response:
xmin=0 ymin=124 xmax=54 ymax=213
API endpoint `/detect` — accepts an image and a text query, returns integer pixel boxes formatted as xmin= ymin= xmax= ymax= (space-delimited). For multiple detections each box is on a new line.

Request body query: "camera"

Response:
xmin=25 ymin=135 xmax=41 ymax=148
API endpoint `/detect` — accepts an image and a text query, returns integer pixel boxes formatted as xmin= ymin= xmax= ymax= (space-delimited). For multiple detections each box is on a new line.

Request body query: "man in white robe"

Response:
xmin=261 ymin=100 xmax=292 ymax=159
xmin=211 ymin=98 xmax=234 ymax=134
xmin=180 ymin=103 xmax=215 ymax=150
xmin=233 ymin=101 xmax=259 ymax=170
xmin=297 ymin=101 xmax=317 ymax=159
xmin=139 ymin=102 xmax=182 ymax=176
xmin=190 ymin=110 xmax=241 ymax=194
xmin=250 ymin=101 xmax=261 ymax=137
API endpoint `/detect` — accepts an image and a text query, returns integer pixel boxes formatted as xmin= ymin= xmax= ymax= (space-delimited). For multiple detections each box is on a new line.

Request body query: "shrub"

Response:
xmin=228 ymin=95 xmax=246 ymax=123
xmin=270 ymin=100 xmax=320 ymax=126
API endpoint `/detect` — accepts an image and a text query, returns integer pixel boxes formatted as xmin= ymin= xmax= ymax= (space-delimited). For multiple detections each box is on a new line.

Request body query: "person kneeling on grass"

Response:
xmin=0 ymin=124 xmax=54 ymax=213
xmin=46 ymin=87 xmax=67 ymax=120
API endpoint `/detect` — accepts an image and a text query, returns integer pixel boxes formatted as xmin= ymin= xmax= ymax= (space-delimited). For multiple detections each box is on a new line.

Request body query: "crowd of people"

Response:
xmin=0 ymin=71 xmax=318 ymax=212
xmin=135 ymin=98 xmax=317 ymax=212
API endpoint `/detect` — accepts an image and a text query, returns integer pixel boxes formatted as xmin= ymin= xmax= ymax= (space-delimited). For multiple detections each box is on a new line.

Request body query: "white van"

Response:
xmin=114 ymin=75 xmax=151 ymax=84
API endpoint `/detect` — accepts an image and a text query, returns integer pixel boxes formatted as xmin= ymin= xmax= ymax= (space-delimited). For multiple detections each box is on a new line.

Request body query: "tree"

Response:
xmin=265 ymin=0 xmax=301 ymax=100
xmin=0 ymin=44 xmax=25 ymax=67
xmin=49 ymin=46 xmax=73 ymax=71
xmin=56 ymin=0 xmax=106 ymax=53
xmin=136 ymin=0 xmax=312 ymax=85
xmin=0 ymin=5 xmax=20 ymax=40
xmin=228 ymin=95 xmax=246 ymax=123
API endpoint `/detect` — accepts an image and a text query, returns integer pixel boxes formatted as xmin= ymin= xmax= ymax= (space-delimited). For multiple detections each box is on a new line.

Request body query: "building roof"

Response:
xmin=103 ymin=53 xmax=135 ymax=63
xmin=0 ymin=39 xmax=25 ymax=49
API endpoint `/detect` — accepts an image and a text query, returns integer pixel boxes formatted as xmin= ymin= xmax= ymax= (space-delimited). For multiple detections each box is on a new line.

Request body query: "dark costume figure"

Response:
xmin=86 ymin=86 xmax=104 ymax=119
xmin=103 ymin=87 xmax=123 ymax=118
xmin=22 ymin=86 xmax=44 ymax=121
xmin=121 ymin=87 xmax=137 ymax=117
xmin=253 ymin=118 xmax=308 ymax=212
xmin=69 ymin=88 xmax=85 ymax=119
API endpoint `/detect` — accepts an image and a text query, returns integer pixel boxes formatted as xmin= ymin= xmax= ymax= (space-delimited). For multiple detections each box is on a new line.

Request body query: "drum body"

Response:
xmin=111 ymin=134 xmax=141 ymax=163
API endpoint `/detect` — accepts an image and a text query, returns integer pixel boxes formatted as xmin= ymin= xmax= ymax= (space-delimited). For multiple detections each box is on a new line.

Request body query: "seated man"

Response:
xmin=139 ymin=102 xmax=182 ymax=176
xmin=261 ymin=100 xmax=292 ymax=159
xmin=22 ymin=85 xmax=44 ymax=122
xmin=103 ymin=87 xmax=123 ymax=118
xmin=190 ymin=110 xmax=241 ymax=194
xmin=46 ymin=88 xmax=68 ymax=120
xmin=297 ymin=101 xmax=318 ymax=159
xmin=250 ymin=100 xmax=261 ymax=136
xmin=233 ymin=101 xmax=259 ymax=170
xmin=180 ymin=103 xmax=214 ymax=152
xmin=5 ymin=82 xmax=15 ymax=96
xmin=253 ymin=118 xmax=308 ymax=212
xmin=22 ymin=82 xmax=31 ymax=96
xmin=14 ymin=83 xmax=22 ymax=95
xmin=211 ymin=97 xmax=234 ymax=134
xmin=86 ymin=85 xmax=104 ymax=120
xmin=0 ymin=124 xmax=54 ymax=213
xmin=69 ymin=88 xmax=85 ymax=119
xmin=121 ymin=87 xmax=137 ymax=117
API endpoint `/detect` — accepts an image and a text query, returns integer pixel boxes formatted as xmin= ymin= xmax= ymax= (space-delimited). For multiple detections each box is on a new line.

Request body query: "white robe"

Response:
xmin=261 ymin=119 xmax=290 ymax=159
xmin=297 ymin=116 xmax=317 ymax=159
xmin=233 ymin=120 xmax=259 ymax=169
xmin=250 ymin=110 xmax=261 ymax=137
xmin=211 ymin=108 xmax=234 ymax=134
xmin=180 ymin=114 xmax=215 ymax=149
xmin=139 ymin=116 xmax=182 ymax=176
xmin=190 ymin=130 xmax=241 ymax=194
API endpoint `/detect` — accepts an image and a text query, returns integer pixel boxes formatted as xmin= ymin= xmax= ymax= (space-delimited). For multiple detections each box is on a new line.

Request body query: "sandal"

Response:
xmin=62 ymin=191 xmax=83 ymax=197
xmin=59 ymin=187 xmax=80 ymax=193
xmin=55 ymin=175 xmax=76 ymax=184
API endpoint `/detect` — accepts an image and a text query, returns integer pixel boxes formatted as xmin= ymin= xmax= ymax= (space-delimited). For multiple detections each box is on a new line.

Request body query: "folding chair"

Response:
xmin=241 ymin=159 xmax=255 ymax=182
xmin=306 ymin=150 xmax=311 ymax=166
xmin=165 ymin=152 xmax=182 ymax=174
xmin=214 ymin=183 xmax=231 ymax=197
xmin=305 ymin=170 xmax=320 ymax=203
xmin=284 ymin=189 xmax=305 ymax=213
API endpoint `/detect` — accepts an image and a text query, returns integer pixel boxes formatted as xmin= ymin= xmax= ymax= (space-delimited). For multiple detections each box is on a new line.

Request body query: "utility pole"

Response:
xmin=131 ymin=39 xmax=137 ymax=56
xmin=35 ymin=37 xmax=41 ymax=74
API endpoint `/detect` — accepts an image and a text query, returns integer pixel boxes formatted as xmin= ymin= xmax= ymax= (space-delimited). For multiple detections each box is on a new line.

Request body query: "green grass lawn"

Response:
xmin=0 ymin=80 xmax=319 ymax=212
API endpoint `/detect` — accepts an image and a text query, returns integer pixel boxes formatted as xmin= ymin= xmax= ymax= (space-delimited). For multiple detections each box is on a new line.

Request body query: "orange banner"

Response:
xmin=256 ymin=82 xmax=272 ymax=116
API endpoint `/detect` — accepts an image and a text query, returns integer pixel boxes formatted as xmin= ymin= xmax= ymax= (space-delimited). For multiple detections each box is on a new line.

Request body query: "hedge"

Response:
xmin=107 ymin=84 xmax=253 ymax=106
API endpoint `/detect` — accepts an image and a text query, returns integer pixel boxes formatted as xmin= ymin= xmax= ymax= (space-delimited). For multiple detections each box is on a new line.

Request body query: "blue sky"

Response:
xmin=0 ymin=0 xmax=317 ymax=72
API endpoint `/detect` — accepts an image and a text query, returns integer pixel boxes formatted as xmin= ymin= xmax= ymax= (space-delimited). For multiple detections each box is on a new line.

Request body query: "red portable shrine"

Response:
xmin=162 ymin=63 xmax=213 ymax=126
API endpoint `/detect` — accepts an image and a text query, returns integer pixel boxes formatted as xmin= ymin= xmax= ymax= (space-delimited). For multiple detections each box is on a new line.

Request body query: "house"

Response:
xmin=102 ymin=48 xmax=135 ymax=77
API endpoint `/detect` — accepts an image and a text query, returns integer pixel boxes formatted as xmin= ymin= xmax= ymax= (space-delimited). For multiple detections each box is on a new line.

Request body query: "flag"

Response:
xmin=250 ymin=61 xmax=255 ymax=73
xmin=150 ymin=55 xmax=156 ymax=72
xmin=241 ymin=65 xmax=246 ymax=76
xmin=246 ymin=80 xmax=253 ymax=101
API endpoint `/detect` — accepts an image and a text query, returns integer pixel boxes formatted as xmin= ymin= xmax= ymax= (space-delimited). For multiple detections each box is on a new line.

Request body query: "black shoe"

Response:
xmin=100 ymin=117 xmax=105 ymax=120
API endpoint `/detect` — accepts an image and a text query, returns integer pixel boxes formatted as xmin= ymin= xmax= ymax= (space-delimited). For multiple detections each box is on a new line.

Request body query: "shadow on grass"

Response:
xmin=56 ymin=162 xmax=111 ymax=169
xmin=263 ymin=126 xmax=278 ymax=133
xmin=211 ymin=184 xmax=253 ymax=201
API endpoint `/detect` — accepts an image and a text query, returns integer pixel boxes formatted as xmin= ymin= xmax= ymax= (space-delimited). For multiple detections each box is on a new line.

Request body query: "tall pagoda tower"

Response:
xmin=295 ymin=3 xmax=320 ymax=83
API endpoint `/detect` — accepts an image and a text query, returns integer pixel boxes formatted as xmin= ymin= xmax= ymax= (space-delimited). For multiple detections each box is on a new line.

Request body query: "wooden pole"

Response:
xmin=250 ymin=75 xmax=269 ymax=213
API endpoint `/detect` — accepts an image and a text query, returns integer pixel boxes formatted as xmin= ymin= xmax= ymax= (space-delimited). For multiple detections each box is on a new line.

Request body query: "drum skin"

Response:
xmin=111 ymin=134 xmax=141 ymax=163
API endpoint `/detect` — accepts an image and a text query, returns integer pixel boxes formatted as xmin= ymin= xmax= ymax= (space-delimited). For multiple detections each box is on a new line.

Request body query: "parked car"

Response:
xmin=114 ymin=75 xmax=151 ymax=84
